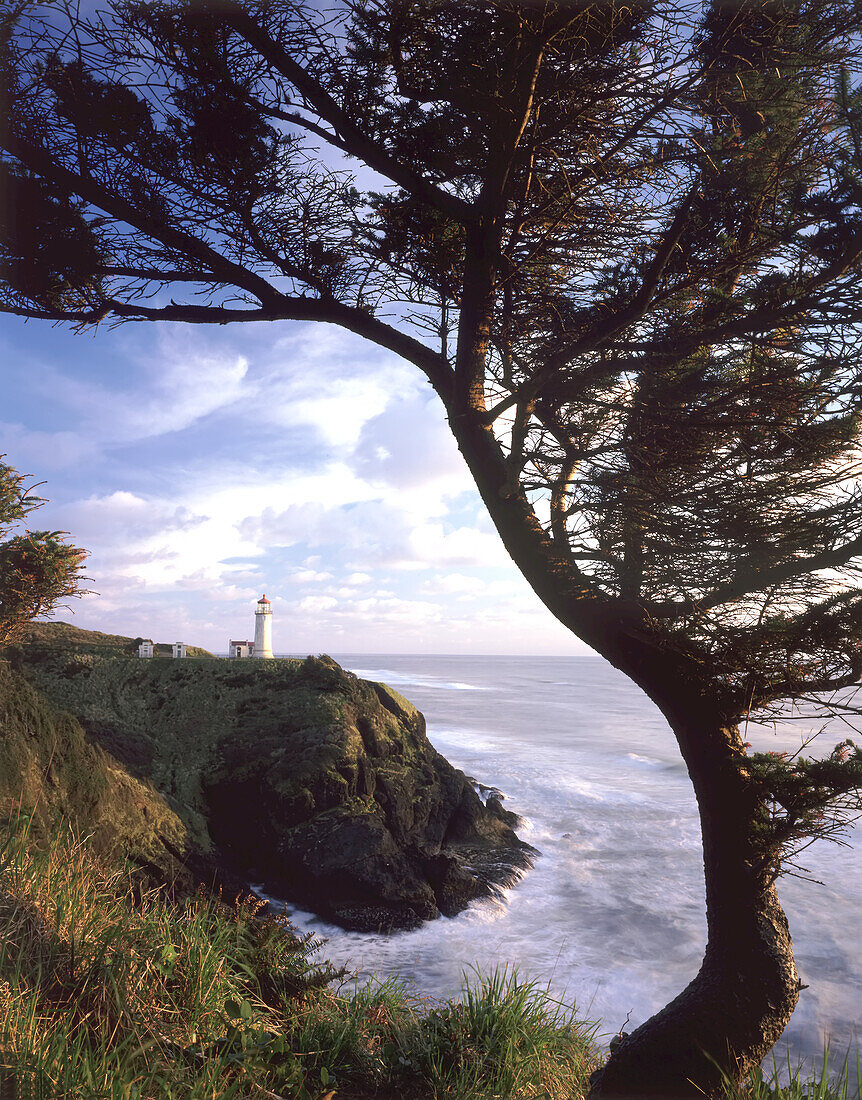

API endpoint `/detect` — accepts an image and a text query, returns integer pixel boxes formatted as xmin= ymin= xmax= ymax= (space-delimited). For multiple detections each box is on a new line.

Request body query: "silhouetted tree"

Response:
xmin=3 ymin=1 xmax=862 ymax=1093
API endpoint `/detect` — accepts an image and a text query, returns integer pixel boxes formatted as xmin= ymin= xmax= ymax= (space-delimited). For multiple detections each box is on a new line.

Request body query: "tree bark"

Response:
xmin=589 ymin=711 xmax=800 ymax=1099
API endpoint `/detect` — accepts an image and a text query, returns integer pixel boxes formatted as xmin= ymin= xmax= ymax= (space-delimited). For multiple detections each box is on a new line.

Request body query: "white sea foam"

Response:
xmin=283 ymin=654 xmax=862 ymax=1069
xmin=350 ymin=666 xmax=488 ymax=692
xmin=625 ymin=752 xmax=662 ymax=767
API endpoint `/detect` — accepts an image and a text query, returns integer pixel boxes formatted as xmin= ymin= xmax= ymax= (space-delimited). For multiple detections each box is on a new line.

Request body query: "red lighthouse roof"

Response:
xmin=257 ymin=594 xmax=270 ymax=604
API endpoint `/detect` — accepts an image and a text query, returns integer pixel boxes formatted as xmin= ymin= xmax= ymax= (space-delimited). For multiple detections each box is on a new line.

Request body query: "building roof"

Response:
xmin=229 ymin=640 xmax=250 ymax=646
xmin=257 ymin=594 xmax=271 ymax=604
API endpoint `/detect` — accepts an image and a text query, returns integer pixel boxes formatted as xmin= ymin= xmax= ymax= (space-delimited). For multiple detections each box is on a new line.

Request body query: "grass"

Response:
xmin=402 ymin=967 xmax=601 ymax=1099
xmin=720 ymin=1046 xmax=862 ymax=1100
xmin=1 ymin=816 xmax=859 ymax=1100
xmin=0 ymin=817 xmax=600 ymax=1099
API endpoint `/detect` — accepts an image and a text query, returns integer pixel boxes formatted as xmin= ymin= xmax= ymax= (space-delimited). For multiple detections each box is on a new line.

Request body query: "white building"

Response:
xmin=172 ymin=643 xmax=187 ymax=659
xmin=138 ymin=641 xmax=154 ymax=658
xmin=229 ymin=640 xmax=252 ymax=659
xmin=254 ymin=594 xmax=274 ymax=659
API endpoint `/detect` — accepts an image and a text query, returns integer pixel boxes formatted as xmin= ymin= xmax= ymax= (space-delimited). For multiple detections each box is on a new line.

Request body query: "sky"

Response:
xmin=0 ymin=312 xmax=592 ymax=655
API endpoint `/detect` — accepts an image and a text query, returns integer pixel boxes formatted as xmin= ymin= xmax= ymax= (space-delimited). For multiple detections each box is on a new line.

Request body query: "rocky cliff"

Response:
xmin=5 ymin=624 xmax=533 ymax=931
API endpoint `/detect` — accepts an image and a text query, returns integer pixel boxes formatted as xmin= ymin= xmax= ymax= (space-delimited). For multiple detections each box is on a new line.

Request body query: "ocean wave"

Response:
xmin=348 ymin=666 xmax=488 ymax=692
xmin=625 ymin=752 xmax=662 ymax=767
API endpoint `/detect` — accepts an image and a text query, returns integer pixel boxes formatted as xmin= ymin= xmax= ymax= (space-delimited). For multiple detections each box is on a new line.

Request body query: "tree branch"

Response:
xmin=221 ymin=4 xmax=475 ymax=227
xmin=647 ymin=533 xmax=862 ymax=619
xmin=1 ymin=130 xmax=283 ymax=308
xmin=104 ymin=298 xmax=454 ymax=395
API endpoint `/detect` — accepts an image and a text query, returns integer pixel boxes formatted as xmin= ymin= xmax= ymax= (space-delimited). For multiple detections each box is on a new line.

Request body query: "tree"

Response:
xmin=3 ymin=0 xmax=862 ymax=1093
xmin=0 ymin=458 xmax=87 ymax=644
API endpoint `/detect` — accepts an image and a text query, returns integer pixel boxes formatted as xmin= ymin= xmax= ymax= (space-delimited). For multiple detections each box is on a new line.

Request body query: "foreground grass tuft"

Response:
xmin=403 ymin=966 xmax=600 ymax=1098
xmin=0 ymin=818 xmax=599 ymax=1098
xmin=721 ymin=1046 xmax=862 ymax=1100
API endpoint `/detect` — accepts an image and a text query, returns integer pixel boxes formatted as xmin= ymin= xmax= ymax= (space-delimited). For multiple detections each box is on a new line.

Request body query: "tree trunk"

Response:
xmin=589 ymin=711 xmax=799 ymax=1098
xmin=444 ymin=410 xmax=801 ymax=1098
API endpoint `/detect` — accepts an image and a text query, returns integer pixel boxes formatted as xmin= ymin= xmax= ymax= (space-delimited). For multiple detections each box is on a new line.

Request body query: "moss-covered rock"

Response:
xmin=0 ymin=661 xmax=194 ymax=891
xmin=8 ymin=625 xmax=534 ymax=931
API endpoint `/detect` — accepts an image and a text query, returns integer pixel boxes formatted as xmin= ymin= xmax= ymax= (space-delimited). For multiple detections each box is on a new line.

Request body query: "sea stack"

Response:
xmin=254 ymin=594 xmax=274 ymax=658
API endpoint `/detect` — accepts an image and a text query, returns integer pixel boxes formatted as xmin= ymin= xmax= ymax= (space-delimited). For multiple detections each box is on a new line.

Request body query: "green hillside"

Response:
xmin=7 ymin=623 xmax=531 ymax=931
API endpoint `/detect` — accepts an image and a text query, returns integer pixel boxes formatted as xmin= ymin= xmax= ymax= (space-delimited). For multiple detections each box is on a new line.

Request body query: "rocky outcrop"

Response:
xmin=204 ymin=661 xmax=532 ymax=930
xmin=8 ymin=625 xmax=534 ymax=931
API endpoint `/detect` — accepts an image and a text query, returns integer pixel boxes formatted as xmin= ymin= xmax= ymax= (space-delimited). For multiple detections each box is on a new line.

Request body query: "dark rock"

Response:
xmin=12 ymin=625 xmax=537 ymax=931
xmin=203 ymin=657 xmax=536 ymax=931
xmin=485 ymin=795 xmax=522 ymax=829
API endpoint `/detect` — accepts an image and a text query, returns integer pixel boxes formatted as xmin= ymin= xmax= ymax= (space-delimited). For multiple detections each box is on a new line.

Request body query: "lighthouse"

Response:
xmin=254 ymin=594 xmax=274 ymax=658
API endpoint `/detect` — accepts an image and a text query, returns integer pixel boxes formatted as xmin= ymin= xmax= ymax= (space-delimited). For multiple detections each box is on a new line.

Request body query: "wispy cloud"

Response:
xmin=38 ymin=333 xmax=251 ymax=445
xmin=0 ymin=422 xmax=98 ymax=471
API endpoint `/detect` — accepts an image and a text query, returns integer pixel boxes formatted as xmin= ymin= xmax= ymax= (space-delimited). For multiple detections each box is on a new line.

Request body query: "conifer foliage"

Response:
xmin=0 ymin=459 xmax=86 ymax=644
xmin=4 ymin=1 xmax=862 ymax=1094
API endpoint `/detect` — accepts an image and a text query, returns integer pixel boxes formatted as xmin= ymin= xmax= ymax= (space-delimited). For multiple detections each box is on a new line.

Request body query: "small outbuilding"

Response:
xmin=172 ymin=643 xmax=187 ymax=659
xmin=229 ymin=640 xmax=252 ymax=659
xmin=138 ymin=641 xmax=154 ymax=658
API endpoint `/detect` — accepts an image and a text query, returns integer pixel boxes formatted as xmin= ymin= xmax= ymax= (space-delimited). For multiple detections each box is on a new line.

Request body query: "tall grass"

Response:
xmin=402 ymin=966 xmax=600 ymax=1099
xmin=0 ymin=817 xmax=600 ymax=1099
xmin=0 ymin=815 xmax=340 ymax=1098
xmin=721 ymin=1045 xmax=862 ymax=1100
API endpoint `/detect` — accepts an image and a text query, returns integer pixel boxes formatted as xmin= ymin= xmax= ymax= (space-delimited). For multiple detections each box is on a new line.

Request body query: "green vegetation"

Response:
xmin=0 ymin=819 xmax=599 ymax=1099
xmin=0 ymin=640 xmax=858 ymax=1098
xmin=0 ymin=818 xmax=858 ymax=1100
xmin=723 ymin=1049 xmax=862 ymax=1100
xmin=7 ymin=627 xmax=354 ymax=860
xmin=9 ymin=4 xmax=862 ymax=1088
xmin=1 ymin=637 xmax=856 ymax=1097
xmin=0 ymin=659 xmax=190 ymax=887
xmin=9 ymin=625 xmax=362 ymax=834
xmin=0 ymin=462 xmax=86 ymax=647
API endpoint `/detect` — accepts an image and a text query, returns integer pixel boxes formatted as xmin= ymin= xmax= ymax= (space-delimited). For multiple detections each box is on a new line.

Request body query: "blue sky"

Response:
xmin=1 ymin=313 xmax=591 ymax=655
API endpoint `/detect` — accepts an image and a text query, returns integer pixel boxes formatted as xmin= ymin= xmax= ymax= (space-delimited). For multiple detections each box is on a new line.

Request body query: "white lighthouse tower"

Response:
xmin=254 ymin=594 xmax=274 ymax=658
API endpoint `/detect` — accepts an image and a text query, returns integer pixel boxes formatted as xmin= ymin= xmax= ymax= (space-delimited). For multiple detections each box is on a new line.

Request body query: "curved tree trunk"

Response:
xmin=445 ymin=413 xmax=801 ymax=1098
xmin=589 ymin=713 xmax=800 ymax=1098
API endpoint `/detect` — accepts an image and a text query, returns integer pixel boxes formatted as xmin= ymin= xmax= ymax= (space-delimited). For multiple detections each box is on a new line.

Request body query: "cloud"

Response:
xmin=0 ymin=422 xmax=97 ymax=471
xmin=122 ymin=338 xmax=250 ymax=440
xmin=255 ymin=325 xmax=424 ymax=446
xmin=1 ymin=315 xmax=595 ymax=654
xmin=298 ymin=595 xmax=339 ymax=613
xmin=293 ymin=590 xmax=444 ymax=629
xmin=237 ymin=468 xmax=512 ymax=576
xmin=51 ymin=491 xmax=207 ymax=547
xmin=291 ymin=569 xmax=335 ymax=583
xmin=47 ymin=486 xmax=252 ymax=595
xmin=353 ymin=392 xmax=469 ymax=491
xmin=36 ymin=329 xmax=251 ymax=447
xmin=172 ymin=576 xmax=262 ymax=602
xmin=405 ymin=521 xmax=511 ymax=569
xmin=242 ymin=498 xmax=413 ymax=563
xmin=422 ymin=573 xmax=486 ymax=598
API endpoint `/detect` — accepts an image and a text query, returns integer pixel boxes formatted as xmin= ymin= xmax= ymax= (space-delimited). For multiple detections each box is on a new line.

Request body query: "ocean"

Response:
xmin=271 ymin=654 xmax=862 ymax=1071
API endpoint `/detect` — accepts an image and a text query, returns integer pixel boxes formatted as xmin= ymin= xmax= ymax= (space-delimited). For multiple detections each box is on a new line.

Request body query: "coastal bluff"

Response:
xmin=3 ymin=623 xmax=533 ymax=931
